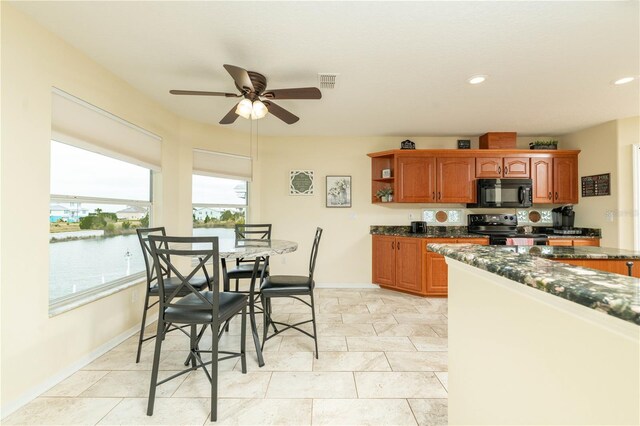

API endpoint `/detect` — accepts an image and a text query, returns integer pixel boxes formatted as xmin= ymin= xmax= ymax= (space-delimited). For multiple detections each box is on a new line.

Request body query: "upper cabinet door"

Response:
xmin=503 ymin=157 xmax=530 ymax=178
xmin=476 ymin=157 xmax=501 ymax=178
xmin=436 ymin=157 xmax=476 ymax=203
xmin=396 ymin=156 xmax=436 ymax=202
xmin=531 ymin=158 xmax=553 ymax=204
xmin=553 ymin=156 xmax=578 ymax=204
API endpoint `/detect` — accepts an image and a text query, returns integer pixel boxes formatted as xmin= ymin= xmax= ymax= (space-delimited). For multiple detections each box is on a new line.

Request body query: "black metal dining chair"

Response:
xmin=260 ymin=227 xmax=323 ymax=358
xmin=146 ymin=235 xmax=247 ymax=422
xmin=222 ymin=224 xmax=272 ymax=292
xmin=135 ymin=227 xmax=211 ymax=363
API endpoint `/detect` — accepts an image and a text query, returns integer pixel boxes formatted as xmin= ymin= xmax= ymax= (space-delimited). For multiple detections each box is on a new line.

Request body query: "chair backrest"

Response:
xmin=308 ymin=227 xmax=323 ymax=283
xmin=136 ymin=227 xmax=168 ymax=289
xmin=235 ymin=224 xmax=272 ymax=244
xmin=148 ymin=235 xmax=220 ymax=312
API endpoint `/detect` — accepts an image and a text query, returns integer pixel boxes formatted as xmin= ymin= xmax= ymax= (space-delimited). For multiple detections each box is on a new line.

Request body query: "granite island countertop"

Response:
xmin=427 ymin=243 xmax=640 ymax=326
xmin=503 ymin=245 xmax=640 ymax=260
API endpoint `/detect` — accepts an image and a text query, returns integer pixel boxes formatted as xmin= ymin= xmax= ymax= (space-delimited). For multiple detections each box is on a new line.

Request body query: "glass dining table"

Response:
xmin=218 ymin=239 xmax=298 ymax=367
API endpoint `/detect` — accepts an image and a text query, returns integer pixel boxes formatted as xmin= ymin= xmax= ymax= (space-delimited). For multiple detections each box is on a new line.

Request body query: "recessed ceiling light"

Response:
xmin=468 ymin=75 xmax=487 ymax=85
xmin=613 ymin=77 xmax=635 ymax=85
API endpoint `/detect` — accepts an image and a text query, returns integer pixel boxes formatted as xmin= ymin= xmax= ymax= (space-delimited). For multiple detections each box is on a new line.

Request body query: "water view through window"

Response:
xmin=192 ymin=175 xmax=248 ymax=248
xmin=49 ymin=141 xmax=151 ymax=303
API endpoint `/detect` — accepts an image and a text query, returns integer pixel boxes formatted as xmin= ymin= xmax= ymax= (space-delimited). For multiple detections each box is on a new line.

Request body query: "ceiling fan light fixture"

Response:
xmin=236 ymin=98 xmax=253 ymax=119
xmin=252 ymin=100 xmax=268 ymax=119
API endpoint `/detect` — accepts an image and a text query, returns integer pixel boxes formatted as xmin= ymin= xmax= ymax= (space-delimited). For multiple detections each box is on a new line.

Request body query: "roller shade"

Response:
xmin=192 ymin=148 xmax=252 ymax=181
xmin=51 ymin=88 xmax=162 ymax=170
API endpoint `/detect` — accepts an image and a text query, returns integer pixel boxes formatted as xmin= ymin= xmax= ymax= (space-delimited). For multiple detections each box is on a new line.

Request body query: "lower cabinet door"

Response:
xmin=426 ymin=252 xmax=449 ymax=295
xmin=395 ymin=237 xmax=423 ymax=292
xmin=372 ymin=235 xmax=396 ymax=286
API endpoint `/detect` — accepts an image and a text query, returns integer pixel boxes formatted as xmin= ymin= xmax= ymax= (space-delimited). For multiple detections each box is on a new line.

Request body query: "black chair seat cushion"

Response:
xmin=226 ymin=263 xmax=269 ymax=279
xmin=260 ymin=275 xmax=313 ymax=296
xmin=149 ymin=276 xmax=209 ymax=297
xmin=164 ymin=291 xmax=247 ymax=323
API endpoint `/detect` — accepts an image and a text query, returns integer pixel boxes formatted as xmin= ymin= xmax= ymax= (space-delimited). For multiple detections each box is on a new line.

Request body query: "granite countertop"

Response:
xmin=504 ymin=245 xmax=640 ymax=260
xmin=370 ymin=226 xmax=486 ymax=239
xmin=371 ymin=225 xmax=601 ymax=239
xmin=427 ymin=243 xmax=640 ymax=326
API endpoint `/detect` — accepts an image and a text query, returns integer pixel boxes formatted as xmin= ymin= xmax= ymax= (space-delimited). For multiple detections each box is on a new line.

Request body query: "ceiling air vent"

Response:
xmin=318 ymin=73 xmax=339 ymax=89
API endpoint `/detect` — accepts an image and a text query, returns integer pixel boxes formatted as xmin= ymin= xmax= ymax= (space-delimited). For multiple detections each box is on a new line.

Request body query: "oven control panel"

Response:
xmin=468 ymin=214 xmax=517 ymax=226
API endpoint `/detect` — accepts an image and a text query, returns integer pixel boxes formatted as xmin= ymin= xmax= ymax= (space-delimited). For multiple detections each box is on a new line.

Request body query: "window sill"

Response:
xmin=49 ymin=274 xmax=146 ymax=317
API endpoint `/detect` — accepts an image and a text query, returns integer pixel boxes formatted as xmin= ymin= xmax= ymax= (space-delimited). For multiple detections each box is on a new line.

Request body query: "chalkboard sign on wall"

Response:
xmin=581 ymin=173 xmax=610 ymax=197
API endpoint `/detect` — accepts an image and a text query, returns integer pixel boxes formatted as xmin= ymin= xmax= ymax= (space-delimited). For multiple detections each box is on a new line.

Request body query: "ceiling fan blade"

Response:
xmin=223 ymin=64 xmax=254 ymax=92
xmin=219 ymin=103 xmax=240 ymax=125
xmin=263 ymin=87 xmax=322 ymax=100
xmin=263 ymin=101 xmax=299 ymax=124
xmin=170 ymin=89 xmax=238 ymax=97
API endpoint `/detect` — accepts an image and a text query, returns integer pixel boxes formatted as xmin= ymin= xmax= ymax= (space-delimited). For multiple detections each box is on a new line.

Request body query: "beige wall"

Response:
xmin=561 ymin=120 xmax=620 ymax=247
xmin=0 ymin=4 xmax=247 ymax=412
xmin=616 ymin=116 xmax=640 ymax=250
xmin=562 ymin=117 xmax=640 ymax=249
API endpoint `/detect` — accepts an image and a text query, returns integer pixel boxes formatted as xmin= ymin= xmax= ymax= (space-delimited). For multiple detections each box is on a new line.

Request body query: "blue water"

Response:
xmin=49 ymin=227 xmax=235 ymax=301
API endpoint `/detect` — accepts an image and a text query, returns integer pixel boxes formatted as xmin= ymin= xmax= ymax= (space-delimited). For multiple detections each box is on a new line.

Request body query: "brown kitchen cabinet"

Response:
xmin=368 ymin=149 xmax=580 ymax=205
xmin=476 ymin=157 xmax=530 ymax=178
xmin=548 ymin=238 xmax=600 ymax=247
xmin=372 ymin=235 xmax=489 ymax=297
xmin=531 ymin=155 xmax=579 ymax=204
xmin=371 ymin=235 xmax=423 ymax=293
xmin=424 ymin=237 xmax=489 ymax=296
xmin=556 ymin=259 xmax=640 ymax=278
xmin=396 ymin=155 xmax=436 ymax=202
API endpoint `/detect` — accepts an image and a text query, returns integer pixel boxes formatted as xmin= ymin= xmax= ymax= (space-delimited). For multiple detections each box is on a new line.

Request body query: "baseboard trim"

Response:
xmin=315 ymin=283 xmax=380 ymax=289
xmin=0 ymin=320 xmax=151 ymax=420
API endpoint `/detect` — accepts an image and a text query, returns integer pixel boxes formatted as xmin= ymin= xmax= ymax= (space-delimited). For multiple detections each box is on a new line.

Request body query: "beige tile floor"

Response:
xmin=4 ymin=288 xmax=448 ymax=425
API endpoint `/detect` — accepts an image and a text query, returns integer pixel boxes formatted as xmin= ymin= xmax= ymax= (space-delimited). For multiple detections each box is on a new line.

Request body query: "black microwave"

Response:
xmin=468 ymin=179 xmax=533 ymax=208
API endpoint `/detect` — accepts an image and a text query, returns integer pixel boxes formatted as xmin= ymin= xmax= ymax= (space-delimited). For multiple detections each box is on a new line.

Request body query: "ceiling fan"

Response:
xmin=170 ymin=64 xmax=322 ymax=125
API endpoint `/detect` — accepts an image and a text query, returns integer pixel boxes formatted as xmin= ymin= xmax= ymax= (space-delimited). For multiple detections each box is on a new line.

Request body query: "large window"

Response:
xmin=49 ymin=141 xmax=152 ymax=305
xmin=192 ymin=174 xmax=248 ymax=249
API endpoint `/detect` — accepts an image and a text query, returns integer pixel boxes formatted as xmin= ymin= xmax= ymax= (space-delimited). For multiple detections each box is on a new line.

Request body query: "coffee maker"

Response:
xmin=552 ymin=205 xmax=576 ymax=231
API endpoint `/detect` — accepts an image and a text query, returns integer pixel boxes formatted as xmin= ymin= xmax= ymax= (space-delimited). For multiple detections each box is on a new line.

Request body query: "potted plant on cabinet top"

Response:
xmin=376 ymin=187 xmax=393 ymax=202
xmin=529 ymin=139 xmax=558 ymax=150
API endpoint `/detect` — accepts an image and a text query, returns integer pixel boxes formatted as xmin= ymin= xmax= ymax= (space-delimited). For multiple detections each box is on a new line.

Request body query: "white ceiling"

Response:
xmin=12 ymin=1 xmax=640 ymax=137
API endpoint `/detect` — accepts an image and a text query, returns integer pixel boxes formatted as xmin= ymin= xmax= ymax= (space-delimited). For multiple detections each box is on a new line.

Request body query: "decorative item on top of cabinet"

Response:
xmin=400 ymin=139 xmax=416 ymax=149
xmin=479 ymin=132 xmax=517 ymax=149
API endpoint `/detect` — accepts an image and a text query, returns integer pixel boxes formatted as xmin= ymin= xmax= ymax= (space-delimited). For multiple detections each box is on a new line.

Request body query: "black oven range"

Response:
xmin=468 ymin=214 xmax=548 ymax=245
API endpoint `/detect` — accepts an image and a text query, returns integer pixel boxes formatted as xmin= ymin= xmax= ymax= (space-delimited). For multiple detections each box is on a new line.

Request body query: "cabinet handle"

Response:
xmin=438 ymin=192 xmax=441 ymax=200
xmin=391 ymin=241 xmax=395 ymax=250
xmin=498 ymin=166 xmax=501 ymax=175
xmin=504 ymin=166 xmax=508 ymax=175
xmin=397 ymin=241 xmax=400 ymax=250
xmin=555 ymin=192 xmax=558 ymax=200
xmin=432 ymin=191 xmax=435 ymax=200
xmin=626 ymin=261 xmax=634 ymax=277
xmin=548 ymin=192 xmax=552 ymax=200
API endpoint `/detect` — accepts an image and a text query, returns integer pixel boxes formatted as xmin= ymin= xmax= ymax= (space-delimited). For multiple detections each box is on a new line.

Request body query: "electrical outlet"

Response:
xmin=605 ymin=210 xmax=615 ymax=222
xmin=409 ymin=213 xmax=414 ymax=220
xmin=281 ymin=256 xmax=287 ymax=264
xmin=131 ymin=291 xmax=137 ymax=304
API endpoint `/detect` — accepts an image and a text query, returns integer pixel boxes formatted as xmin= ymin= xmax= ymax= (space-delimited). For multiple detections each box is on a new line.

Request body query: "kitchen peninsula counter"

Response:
xmin=428 ymin=243 xmax=639 ymax=425
xmin=428 ymin=243 xmax=640 ymax=325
